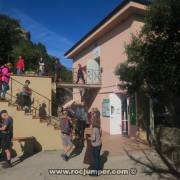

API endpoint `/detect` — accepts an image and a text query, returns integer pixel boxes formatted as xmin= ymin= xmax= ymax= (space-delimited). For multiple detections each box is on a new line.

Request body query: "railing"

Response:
xmin=6 ymin=92 xmax=38 ymax=117
xmin=72 ymin=68 xmax=101 ymax=85
xmin=10 ymin=77 xmax=52 ymax=116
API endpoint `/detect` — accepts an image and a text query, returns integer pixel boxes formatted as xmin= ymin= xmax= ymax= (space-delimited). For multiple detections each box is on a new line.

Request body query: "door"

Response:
xmin=110 ymin=93 xmax=122 ymax=135
xmin=86 ymin=59 xmax=100 ymax=84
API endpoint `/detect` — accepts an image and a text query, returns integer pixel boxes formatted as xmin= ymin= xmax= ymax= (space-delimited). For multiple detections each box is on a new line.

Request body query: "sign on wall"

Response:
xmin=102 ymin=98 xmax=110 ymax=117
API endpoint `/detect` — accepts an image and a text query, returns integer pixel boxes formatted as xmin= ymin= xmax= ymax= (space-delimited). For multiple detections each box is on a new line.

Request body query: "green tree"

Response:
xmin=0 ymin=14 xmax=21 ymax=64
xmin=116 ymin=0 xmax=180 ymax=127
xmin=0 ymin=14 xmax=72 ymax=81
xmin=12 ymin=40 xmax=49 ymax=71
xmin=116 ymin=0 xmax=180 ymax=178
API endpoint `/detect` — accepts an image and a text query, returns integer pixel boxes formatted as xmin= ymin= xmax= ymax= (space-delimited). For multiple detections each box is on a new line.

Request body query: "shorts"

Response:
xmin=61 ymin=133 xmax=73 ymax=147
xmin=1 ymin=134 xmax=12 ymax=150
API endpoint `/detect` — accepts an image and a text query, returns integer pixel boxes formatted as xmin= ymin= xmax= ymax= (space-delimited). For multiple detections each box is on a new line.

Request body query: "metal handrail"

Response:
xmin=72 ymin=68 xmax=101 ymax=84
xmin=10 ymin=77 xmax=52 ymax=115
xmin=11 ymin=77 xmax=51 ymax=102
xmin=6 ymin=92 xmax=60 ymax=127
xmin=6 ymin=92 xmax=38 ymax=117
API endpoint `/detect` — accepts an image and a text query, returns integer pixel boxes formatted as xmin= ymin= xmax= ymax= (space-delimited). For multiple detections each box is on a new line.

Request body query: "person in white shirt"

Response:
xmin=38 ymin=57 xmax=45 ymax=76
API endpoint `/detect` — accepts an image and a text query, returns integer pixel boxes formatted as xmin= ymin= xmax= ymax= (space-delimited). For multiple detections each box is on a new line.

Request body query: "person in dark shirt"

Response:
xmin=22 ymin=80 xmax=32 ymax=112
xmin=76 ymin=64 xmax=85 ymax=84
xmin=54 ymin=60 xmax=62 ymax=82
xmin=0 ymin=110 xmax=13 ymax=168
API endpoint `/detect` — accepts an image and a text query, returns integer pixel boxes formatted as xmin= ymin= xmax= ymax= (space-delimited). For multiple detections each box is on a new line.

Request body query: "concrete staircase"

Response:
xmin=0 ymin=100 xmax=62 ymax=156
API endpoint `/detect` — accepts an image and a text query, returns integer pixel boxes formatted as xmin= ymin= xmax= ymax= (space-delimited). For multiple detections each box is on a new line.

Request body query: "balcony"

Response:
xmin=56 ymin=68 xmax=101 ymax=89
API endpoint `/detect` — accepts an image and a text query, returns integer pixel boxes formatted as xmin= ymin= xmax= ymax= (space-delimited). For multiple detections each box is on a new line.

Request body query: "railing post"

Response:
xmin=11 ymin=78 xmax=13 ymax=102
xmin=49 ymin=100 xmax=51 ymax=116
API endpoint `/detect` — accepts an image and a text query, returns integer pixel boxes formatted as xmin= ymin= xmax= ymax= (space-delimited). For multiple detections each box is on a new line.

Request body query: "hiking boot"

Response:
xmin=61 ymin=154 xmax=68 ymax=161
xmin=3 ymin=160 xmax=12 ymax=168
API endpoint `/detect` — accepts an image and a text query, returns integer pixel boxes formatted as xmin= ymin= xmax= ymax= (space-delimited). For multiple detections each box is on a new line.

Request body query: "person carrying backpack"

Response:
xmin=0 ymin=110 xmax=13 ymax=168
xmin=60 ymin=111 xmax=74 ymax=161
xmin=0 ymin=64 xmax=11 ymax=100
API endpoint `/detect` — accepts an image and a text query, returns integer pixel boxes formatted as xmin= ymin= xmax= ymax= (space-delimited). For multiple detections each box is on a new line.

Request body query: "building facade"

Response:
xmin=65 ymin=0 xmax=149 ymax=136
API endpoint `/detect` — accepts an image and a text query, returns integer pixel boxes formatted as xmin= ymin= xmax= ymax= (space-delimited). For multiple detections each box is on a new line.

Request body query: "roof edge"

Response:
xmin=64 ymin=0 xmax=150 ymax=57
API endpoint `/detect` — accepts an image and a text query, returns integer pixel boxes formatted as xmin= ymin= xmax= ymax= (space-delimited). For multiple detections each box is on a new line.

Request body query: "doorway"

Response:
xmin=110 ymin=93 xmax=122 ymax=135
xmin=109 ymin=93 xmax=129 ymax=135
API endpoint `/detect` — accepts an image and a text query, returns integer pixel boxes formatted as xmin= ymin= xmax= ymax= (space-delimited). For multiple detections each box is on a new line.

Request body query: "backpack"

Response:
xmin=60 ymin=118 xmax=72 ymax=135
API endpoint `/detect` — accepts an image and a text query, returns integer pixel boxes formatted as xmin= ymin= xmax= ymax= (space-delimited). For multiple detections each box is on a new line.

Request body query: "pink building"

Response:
xmin=65 ymin=0 xmax=149 ymax=136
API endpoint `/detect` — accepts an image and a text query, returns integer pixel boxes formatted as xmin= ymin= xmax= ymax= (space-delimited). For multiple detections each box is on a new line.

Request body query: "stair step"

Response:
xmin=0 ymin=99 xmax=9 ymax=102
xmin=13 ymin=136 xmax=35 ymax=141
xmin=25 ymin=113 xmax=33 ymax=116
xmin=32 ymin=116 xmax=40 ymax=119
xmin=54 ymin=125 xmax=60 ymax=130
xmin=8 ymin=103 xmax=17 ymax=107
xmin=17 ymin=109 xmax=24 ymax=111
xmin=40 ymin=119 xmax=48 ymax=123
xmin=9 ymin=105 xmax=18 ymax=107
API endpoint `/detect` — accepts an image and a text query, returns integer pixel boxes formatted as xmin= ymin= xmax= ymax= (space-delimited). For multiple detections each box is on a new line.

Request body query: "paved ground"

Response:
xmin=0 ymin=150 xmax=159 ymax=180
xmin=101 ymin=133 xmax=149 ymax=156
xmin=0 ymin=135 xmax=173 ymax=180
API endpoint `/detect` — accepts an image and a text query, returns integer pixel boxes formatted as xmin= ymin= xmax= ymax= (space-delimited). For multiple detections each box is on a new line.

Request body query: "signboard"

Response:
xmin=102 ymin=98 xmax=110 ymax=117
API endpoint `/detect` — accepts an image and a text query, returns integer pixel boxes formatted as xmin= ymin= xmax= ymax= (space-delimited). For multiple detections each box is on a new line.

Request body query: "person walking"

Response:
xmin=60 ymin=111 xmax=74 ymax=161
xmin=38 ymin=57 xmax=45 ymax=76
xmin=0 ymin=64 xmax=11 ymax=100
xmin=91 ymin=119 xmax=102 ymax=176
xmin=16 ymin=56 xmax=25 ymax=75
xmin=0 ymin=110 xmax=13 ymax=168
xmin=76 ymin=64 xmax=85 ymax=84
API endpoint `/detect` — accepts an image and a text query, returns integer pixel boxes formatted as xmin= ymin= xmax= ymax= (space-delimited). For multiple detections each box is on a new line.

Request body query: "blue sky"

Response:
xmin=0 ymin=0 xmax=122 ymax=68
